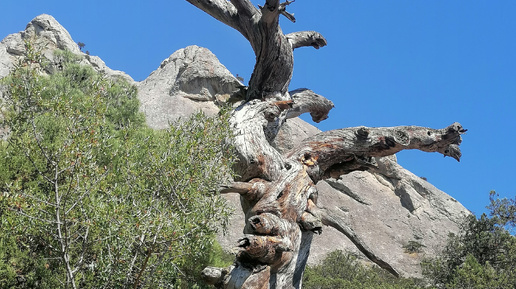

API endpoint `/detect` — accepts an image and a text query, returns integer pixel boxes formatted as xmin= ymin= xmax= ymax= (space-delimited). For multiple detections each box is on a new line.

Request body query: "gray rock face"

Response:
xmin=0 ymin=33 xmax=23 ymax=78
xmin=313 ymin=161 xmax=469 ymax=277
xmin=137 ymin=45 xmax=242 ymax=129
xmin=0 ymin=15 xmax=471 ymax=279
xmin=24 ymin=14 xmax=81 ymax=54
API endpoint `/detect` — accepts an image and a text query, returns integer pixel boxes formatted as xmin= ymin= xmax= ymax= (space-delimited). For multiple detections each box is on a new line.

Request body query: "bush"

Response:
xmin=488 ymin=190 xmax=516 ymax=234
xmin=302 ymin=250 xmax=424 ymax=289
xmin=0 ymin=43 xmax=235 ymax=288
xmin=402 ymin=240 xmax=425 ymax=254
xmin=422 ymin=209 xmax=516 ymax=288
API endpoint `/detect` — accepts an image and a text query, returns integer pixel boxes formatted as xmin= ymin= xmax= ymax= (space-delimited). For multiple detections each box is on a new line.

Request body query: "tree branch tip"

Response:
xmin=278 ymin=0 xmax=296 ymax=22
xmin=279 ymin=0 xmax=296 ymax=8
xmin=280 ymin=11 xmax=296 ymax=23
xmin=447 ymin=122 xmax=467 ymax=134
xmin=441 ymin=143 xmax=462 ymax=162
xmin=300 ymin=211 xmax=323 ymax=234
xmin=281 ymin=0 xmax=296 ymax=5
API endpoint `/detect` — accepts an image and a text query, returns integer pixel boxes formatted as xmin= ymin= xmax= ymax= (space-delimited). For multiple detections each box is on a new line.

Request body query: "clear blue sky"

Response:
xmin=2 ymin=1 xmax=515 ymax=216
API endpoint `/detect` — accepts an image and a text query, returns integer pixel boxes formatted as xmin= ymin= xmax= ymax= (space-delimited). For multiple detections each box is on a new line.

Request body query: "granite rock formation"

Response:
xmin=0 ymin=14 xmax=132 ymax=82
xmin=137 ymin=45 xmax=242 ymax=129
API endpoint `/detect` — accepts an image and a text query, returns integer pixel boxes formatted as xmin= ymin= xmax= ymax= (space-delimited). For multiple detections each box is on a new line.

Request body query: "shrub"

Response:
xmin=303 ymin=250 xmax=424 ymax=289
xmin=422 ymin=211 xmax=516 ymax=288
xmin=0 ymin=43 xmax=235 ymax=288
xmin=402 ymin=240 xmax=425 ymax=254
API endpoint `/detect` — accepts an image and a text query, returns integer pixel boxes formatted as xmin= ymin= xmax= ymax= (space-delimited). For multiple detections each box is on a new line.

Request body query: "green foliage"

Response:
xmin=303 ymin=250 xmax=424 ymax=289
xmin=422 ymin=210 xmax=516 ymax=288
xmin=207 ymin=242 xmax=235 ymax=269
xmin=402 ymin=240 xmax=425 ymax=254
xmin=0 ymin=234 xmax=61 ymax=288
xmin=488 ymin=190 xmax=516 ymax=234
xmin=0 ymin=43 xmax=235 ymax=288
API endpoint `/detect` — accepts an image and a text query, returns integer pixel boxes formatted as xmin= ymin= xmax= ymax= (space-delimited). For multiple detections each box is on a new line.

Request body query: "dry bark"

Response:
xmin=186 ymin=1 xmax=465 ymax=288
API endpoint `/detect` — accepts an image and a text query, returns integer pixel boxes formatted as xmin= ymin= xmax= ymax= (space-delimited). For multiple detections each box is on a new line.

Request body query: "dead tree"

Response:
xmin=186 ymin=1 xmax=466 ymax=288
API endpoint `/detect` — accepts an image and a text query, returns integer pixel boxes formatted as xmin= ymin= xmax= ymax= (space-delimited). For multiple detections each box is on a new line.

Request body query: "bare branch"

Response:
xmin=279 ymin=0 xmax=296 ymax=22
xmin=219 ymin=182 xmax=254 ymax=194
xmin=186 ymin=0 xmax=241 ymax=31
xmin=287 ymin=88 xmax=334 ymax=123
xmin=72 ymin=225 xmax=89 ymax=274
xmin=11 ymin=208 xmax=60 ymax=224
xmin=19 ymin=192 xmax=57 ymax=208
xmin=288 ymin=123 xmax=466 ymax=181
xmin=54 ymin=164 xmax=77 ymax=289
xmin=286 ymin=31 xmax=327 ymax=49
xmin=258 ymin=0 xmax=282 ymax=25
xmin=280 ymin=10 xmax=296 ymax=22
xmin=229 ymin=0 xmax=259 ymax=18
xmin=231 ymin=101 xmax=288 ymax=180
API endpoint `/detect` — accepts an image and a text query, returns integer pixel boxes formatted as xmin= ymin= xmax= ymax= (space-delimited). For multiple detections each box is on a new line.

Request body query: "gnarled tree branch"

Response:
xmin=187 ymin=1 xmax=465 ymax=287
xmin=231 ymin=100 xmax=289 ymax=181
xmin=287 ymin=88 xmax=334 ymax=123
xmin=286 ymin=31 xmax=327 ymax=49
xmin=185 ymin=0 xmax=241 ymax=32
xmin=230 ymin=0 xmax=259 ymax=18
xmin=288 ymin=123 xmax=466 ymax=182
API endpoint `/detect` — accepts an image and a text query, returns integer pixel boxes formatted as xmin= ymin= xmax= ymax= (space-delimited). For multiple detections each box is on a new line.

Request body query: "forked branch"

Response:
xmin=230 ymin=0 xmax=259 ymax=17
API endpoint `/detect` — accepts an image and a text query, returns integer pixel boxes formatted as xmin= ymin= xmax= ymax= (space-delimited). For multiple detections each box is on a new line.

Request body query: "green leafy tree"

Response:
xmin=488 ymin=191 xmax=516 ymax=234
xmin=77 ymin=42 xmax=85 ymax=51
xmin=422 ymin=194 xmax=516 ymax=289
xmin=0 ymin=43 xmax=235 ymax=288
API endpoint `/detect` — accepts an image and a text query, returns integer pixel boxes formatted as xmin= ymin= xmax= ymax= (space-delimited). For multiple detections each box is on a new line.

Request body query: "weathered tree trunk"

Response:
xmin=186 ymin=1 xmax=466 ymax=288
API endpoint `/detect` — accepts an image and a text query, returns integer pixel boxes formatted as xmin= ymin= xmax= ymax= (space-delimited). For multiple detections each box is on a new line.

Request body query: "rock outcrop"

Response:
xmin=0 ymin=14 xmax=471 ymax=278
xmin=137 ymin=45 xmax=242 ymax=129
xmin=0 ymin=14 xmax=133 ymax=82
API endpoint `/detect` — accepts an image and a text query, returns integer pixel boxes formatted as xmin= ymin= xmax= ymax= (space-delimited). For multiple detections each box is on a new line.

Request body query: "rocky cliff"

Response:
xmin=0 ymin=14 xmax=471 ymax=278
xmin=0 ymin=14 xmax=132 ymax=82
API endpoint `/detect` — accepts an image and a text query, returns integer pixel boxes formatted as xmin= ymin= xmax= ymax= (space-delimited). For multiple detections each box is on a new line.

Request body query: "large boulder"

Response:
xmin=312 ymin=159 xmax=469 ymax=276
xmin=137 ymin=45 xmax=242 ymax=129
xmin=0 ymin=15 xmax=471 ymax=278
